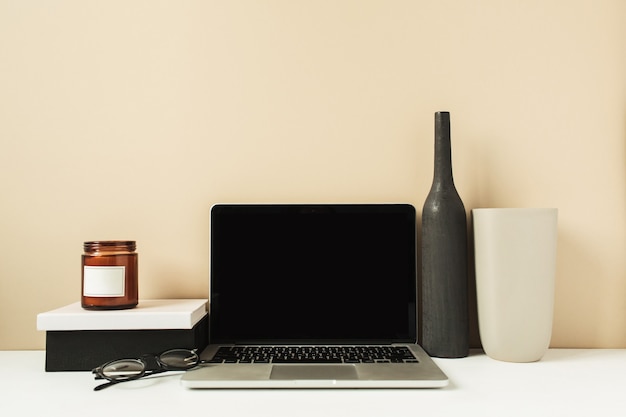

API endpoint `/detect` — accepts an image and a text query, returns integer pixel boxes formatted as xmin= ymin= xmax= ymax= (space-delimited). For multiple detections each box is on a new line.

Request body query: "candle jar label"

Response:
xmin=83 ymin=266 xmax=126 ymax=297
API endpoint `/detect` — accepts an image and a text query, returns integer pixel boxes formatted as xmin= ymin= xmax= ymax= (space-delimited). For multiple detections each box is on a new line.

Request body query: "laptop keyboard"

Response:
xmin=208 ymin=346 xmax=419 ymax=364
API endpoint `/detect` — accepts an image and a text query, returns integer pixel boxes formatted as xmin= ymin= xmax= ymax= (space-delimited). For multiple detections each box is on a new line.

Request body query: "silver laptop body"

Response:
xmin=181 ymin=204 xmax=448 ymax=389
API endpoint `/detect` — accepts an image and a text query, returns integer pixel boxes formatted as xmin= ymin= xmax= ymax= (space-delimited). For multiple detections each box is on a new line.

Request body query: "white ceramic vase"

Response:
xmin=472 ymin=208 xmax=558 ymax=362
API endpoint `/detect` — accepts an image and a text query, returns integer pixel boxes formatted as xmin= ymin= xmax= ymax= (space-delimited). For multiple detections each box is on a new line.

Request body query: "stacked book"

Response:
xmin=37 ymin=299 xmax=208 ymax=371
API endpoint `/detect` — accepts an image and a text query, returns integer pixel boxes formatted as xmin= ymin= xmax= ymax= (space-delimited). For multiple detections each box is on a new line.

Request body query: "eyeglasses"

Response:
xmin=92 ymin=348 xmax=204 ymax=391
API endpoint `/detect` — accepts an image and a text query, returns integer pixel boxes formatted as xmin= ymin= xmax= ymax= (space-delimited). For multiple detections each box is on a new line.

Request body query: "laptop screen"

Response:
xmin=209 ymin=204 xmax=417 ymax=345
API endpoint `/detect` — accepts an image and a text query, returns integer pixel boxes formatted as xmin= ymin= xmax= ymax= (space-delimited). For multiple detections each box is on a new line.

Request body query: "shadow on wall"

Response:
xmin=550 ymin=227 xmax=607 ymax=348
xmin=466 ymin=215 xmax=481 ymax=349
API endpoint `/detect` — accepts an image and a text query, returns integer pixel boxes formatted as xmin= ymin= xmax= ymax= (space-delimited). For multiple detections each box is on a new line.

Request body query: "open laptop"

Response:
xmin=181 ymin=204 xmax=448 ymax=388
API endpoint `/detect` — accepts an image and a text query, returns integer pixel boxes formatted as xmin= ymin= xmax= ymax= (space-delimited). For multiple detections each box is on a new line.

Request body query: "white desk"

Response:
xmin=1 ymin=349 xmax=624 ymax=416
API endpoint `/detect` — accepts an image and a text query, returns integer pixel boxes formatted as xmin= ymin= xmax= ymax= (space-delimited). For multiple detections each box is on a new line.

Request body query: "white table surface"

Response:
xmin=1 ymin=349 xmax=624 ymax=416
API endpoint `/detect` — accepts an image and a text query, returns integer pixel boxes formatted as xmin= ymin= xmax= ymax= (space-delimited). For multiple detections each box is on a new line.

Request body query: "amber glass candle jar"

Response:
xmin=81 ymin=241 xmax=138 ymax=310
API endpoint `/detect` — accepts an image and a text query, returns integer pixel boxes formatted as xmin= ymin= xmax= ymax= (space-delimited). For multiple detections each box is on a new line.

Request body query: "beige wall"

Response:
xmin=1 ymin=1 xmax=625 ymax=350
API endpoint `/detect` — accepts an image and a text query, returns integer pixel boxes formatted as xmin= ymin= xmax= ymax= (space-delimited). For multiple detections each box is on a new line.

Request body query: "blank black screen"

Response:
xmin=209 ymin=204 xmax=417 ymax=344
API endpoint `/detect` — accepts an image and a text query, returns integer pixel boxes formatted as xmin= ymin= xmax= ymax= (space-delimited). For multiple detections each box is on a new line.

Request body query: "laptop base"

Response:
xmin=180 ymin=344 xmax=448 ymax=389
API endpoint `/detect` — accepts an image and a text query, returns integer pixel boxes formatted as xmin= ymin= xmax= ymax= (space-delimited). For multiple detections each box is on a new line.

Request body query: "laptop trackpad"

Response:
xmin=270 ymin=365 xmax=358 ymax=380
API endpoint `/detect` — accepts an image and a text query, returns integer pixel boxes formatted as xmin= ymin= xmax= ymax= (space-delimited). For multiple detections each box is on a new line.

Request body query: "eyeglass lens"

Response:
xmin=158 ymin=349 xmax=199 ymax=370
xmin=102 ymin=359 xmax=145 ymax=380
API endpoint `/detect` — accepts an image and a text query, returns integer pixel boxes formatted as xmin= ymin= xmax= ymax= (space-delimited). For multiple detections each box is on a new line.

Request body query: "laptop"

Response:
xmin=181 ymin=204 xmax=449 ymax=388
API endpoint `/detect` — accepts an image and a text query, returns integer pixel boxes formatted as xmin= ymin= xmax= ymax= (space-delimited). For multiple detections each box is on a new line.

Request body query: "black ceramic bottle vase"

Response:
xmin=420 ymin=111 xmax=469 ymax=358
